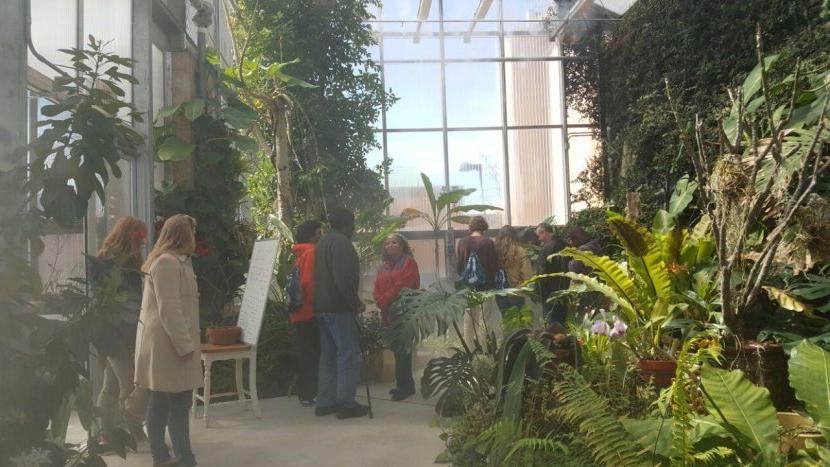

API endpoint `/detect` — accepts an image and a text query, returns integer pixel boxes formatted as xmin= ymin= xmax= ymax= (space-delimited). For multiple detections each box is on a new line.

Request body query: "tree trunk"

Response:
xmin=271 ymin=102 xmax=292 ymax=221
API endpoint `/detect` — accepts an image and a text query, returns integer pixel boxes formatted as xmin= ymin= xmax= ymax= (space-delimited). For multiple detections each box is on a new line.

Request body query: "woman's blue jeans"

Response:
xmin=146 ymin=390 xmax=196 ymax=466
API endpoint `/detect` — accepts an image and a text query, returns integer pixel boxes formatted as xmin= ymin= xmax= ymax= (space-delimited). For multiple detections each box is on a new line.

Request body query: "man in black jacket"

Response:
xmin=535 ymin=222 xmax=570 ymax=325
xmin=313 ymin=208 xmax=369 ymax=419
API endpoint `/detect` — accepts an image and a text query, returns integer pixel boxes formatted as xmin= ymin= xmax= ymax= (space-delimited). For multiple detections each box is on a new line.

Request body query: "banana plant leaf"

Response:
xmin=788 ymin=341 xmax=830 ymax=430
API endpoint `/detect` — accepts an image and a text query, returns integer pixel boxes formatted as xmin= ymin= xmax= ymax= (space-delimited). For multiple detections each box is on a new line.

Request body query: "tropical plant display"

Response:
xmin=0 ymin=37 xmax=141 ymax=466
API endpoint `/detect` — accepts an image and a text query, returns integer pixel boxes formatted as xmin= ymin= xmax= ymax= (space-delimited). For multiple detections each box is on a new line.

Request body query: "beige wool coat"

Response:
xmin=134 ymin=253 xmax=203 ymax=392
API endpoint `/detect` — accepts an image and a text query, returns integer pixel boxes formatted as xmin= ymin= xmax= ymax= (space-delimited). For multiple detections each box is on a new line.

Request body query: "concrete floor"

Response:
xmin=100 ymin=385 xmax=444 ymax=467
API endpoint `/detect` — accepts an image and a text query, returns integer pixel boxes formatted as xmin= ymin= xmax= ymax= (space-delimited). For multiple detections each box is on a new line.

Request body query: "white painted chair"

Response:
xmin=191 ymin=239 xmax=280 ymax=427
xmin=191 ymin=341 xmax=261 ymax=427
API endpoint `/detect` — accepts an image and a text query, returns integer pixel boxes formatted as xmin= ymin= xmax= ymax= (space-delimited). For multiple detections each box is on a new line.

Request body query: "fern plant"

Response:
xmin=552 ymin=364 xmax=645 ymax=466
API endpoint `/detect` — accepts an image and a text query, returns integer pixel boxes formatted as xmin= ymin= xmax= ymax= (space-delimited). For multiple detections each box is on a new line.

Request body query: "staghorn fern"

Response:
xmin=552 ymin=364 xmax=644 ymax=466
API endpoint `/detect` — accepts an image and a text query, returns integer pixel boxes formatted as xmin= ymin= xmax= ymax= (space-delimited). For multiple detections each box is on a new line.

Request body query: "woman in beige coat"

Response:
xmin=494 ymin=225 xmax=533 ymax=314
xmin=135 ymin=214 xmax=201 ymax=467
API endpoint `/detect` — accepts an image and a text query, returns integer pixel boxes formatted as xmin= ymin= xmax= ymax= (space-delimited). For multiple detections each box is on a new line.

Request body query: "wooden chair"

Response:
xmin=191 ymin=239 xmax=279 ymax=427
xmin=191 ymin=340 xmax=261 ymax=427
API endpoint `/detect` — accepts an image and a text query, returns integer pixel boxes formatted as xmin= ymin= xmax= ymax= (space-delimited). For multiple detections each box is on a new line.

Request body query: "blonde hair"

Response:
xmin=495 ymin=225 xmax=520 ymax=268
xmin=97 ymin=216 xmax=147 ymax=270
xmin=142 ymin=214 xmax=197 ymax=273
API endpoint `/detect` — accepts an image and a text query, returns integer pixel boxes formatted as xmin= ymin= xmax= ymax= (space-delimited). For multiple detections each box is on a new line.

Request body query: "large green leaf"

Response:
xmin=550 ymin=272 xmax=637 ymax=324
xmin=155 ymin=135 xmax=194 ymax=162
xmin=667 ymin=175 xmax=698 ymax=218
xmin=182 ymin=98 xmax=205 ymax=121
xmin=220 ymin=106 xmax=258 ymax=130
xmin=700 ymin=364 xmax=779 ymax=455
xmin=450 ymin=204 xmax=503 ymax=213
xmin=742 ymin=54 xmax=780 ymax=105
xmin=622 ymin=417 xmax=673 ymax=460
xmin=609 ymin=215 xmax=672 ymax=299
xmin=436 ymin=188 xmax=476 ymax=210
xmin=503 ymin=341 xmax=533 ymax=424
xmin=420 ymin=173 xmax=438 ymax=221
xmin=762 ymin=286 xmax=811 ymax=312
xmin=789 ymin=341 xmax=830 ymax=429
xmin=421 ymin=350 xmax=475 ymax=417
xmin=555 ymin=247 xmax=645 ymax=314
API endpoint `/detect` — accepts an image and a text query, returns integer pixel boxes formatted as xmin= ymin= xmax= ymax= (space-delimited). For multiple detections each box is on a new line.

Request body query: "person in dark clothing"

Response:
xmin=535 ymin=222 xmax=569 ymax=325
xmin=455 ymin=216 xmax=498 ymax=290
xmin=566 ymin=226 xmax=602 ymax=275
xmin=313 ymin=208 xmax=369 ymax=419
xmin=88 ymin=216 xmax=147 ymax=443
xmin=291 ymin=220 xmax=322 ymax=407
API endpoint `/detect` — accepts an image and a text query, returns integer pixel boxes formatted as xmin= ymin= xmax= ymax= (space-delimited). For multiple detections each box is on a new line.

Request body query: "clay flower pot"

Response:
xmin=637 ymin=359 xmax=677 ymax=387
xmin=206 ymin=326 xmax=242 ymax=345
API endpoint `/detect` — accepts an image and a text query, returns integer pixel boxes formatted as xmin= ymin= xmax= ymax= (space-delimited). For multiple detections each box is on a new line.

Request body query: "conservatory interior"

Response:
xmin=1 ymin=0 xmax=830 ymax=465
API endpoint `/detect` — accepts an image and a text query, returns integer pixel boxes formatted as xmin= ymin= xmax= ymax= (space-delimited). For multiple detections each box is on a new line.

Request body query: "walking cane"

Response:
xmin=354 ymin=313 xmax=374 ymax=419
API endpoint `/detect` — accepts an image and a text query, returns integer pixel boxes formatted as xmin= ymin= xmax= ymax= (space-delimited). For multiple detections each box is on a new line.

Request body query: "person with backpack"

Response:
xmin=287 ymin=220 xmax=322 ymax=407
xmin=313 ymin=208 xmax=370 ymax=419
xmin=373 ymin=233 xmax=420 ymax=401
xmin=494 ymin=225 xmax=533 ymax=314
xmin=455 ymin=216 xmax=501 ymax=343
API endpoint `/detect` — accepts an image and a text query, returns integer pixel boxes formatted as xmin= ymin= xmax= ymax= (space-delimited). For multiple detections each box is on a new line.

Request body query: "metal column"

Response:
xmin=132 ymin=0 xmax=155 ymax=237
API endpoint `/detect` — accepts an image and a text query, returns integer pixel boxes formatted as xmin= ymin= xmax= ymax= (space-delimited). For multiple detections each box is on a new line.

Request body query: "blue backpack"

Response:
xmin=285 ymin=265 xmax=303 ymax=312
xmin=494 ymin=268 xmax=510 ymax=289
xmin=460 ymin=250 xmax=488 ymax=288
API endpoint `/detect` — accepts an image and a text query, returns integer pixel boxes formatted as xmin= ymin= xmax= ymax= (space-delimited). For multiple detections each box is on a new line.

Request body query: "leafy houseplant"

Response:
xmin=545 ymin=176 xmax=721 ymax=385
xmin=669 ymin=34 xmax=830 ymax=334
xmin=1 ymin=36 xmax=142 ymax=465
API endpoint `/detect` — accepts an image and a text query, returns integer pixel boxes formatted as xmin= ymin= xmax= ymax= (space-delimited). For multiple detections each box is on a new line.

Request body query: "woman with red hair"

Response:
xmin=89 ymin=216 xmax=148 ymax=441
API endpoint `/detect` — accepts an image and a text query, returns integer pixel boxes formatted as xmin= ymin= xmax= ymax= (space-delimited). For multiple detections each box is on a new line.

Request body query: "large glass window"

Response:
xmin=368 ymin=0 xmax=602 ymax=282
xmin=386 ymin=131 xmax=444 ymax=230
xmin=445 ymin=63 xmax=502 ymax=128
xmin=384 ymin=63 xmax=443 ymax=129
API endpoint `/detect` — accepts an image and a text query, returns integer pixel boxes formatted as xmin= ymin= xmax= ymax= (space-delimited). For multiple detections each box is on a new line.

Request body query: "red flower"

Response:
xmin=195 ymin=239 xmax=211 ymax=257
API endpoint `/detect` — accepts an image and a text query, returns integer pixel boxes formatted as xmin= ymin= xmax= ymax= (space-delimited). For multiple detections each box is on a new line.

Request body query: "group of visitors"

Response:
xmin=455 ymin=215 xmax=594 ymax=326
xmin=289 ymin=208 xmax=421 ymax=421
xmin=89 ymin=207 xmax=597 ymax=466
xmin=90 ymin=214 xmax=200 ymax=467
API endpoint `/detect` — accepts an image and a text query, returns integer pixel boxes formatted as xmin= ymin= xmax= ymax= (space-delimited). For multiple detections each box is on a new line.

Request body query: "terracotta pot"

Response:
xmin=778 ymin=411 xmax=823 ymax=454
xmin=637 ymin=359 xmax=677 ymax=387
xmin=722 ymin=341 xmax=795 ymax=410
xmin=206 ymin=326 xmax=242 ymax=345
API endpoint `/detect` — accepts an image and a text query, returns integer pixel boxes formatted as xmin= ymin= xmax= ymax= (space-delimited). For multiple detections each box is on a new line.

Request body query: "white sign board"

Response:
xmin=237 ymin=238 xmax=280 ymax=345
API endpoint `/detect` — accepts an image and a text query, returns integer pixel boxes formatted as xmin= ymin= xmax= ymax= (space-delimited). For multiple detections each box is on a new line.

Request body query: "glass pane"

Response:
xmin=504 ymin=35 xmax=554 ymax=58
xmin=28 ymin=0 xmax=77 ymax=79
xmin=445 ymin=62 xmax=502 ymax=128
xmin=85 ymin=0 xmax=133 ymax=102
xmin=386 ymin=131 xmax=445 ymax=230
xmin=380 ymin=22 xmax=441 ymax=61
xmin=366 ymin=139 xmax=385 ymax=174
xmin=504 ymin=60 xmax=563 ymax=126
xmin=502 ymin=0 xmax=551 ymax=20
xmin=444 ymin=35 xmax=500 ymax=59
xmin=381 ymin=0 xmax=438 ymax=20
xmin=384 ymin=63 xmax=443 ymax=128
xmin=507 ymin=128 xmax=568 ymax=226
xmin=448 ymin=130 xmax=505 ymax=228
xmin=409 ymin=237 xmax=447 ymax=286
xmin=568 ymin=131 xmax=601 ymax=210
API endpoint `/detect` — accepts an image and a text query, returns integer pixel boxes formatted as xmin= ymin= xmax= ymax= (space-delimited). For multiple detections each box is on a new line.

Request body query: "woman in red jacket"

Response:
xmin=373 ymin=233 xmax=420 ymax=401
xmin=291 ymin=220 xmax=322 ymax=407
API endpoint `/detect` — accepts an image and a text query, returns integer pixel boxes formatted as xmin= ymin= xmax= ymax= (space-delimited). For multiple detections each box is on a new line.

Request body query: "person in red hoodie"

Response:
xmin=291 ymin=220 xmax=322 ymax=406
xmin=373 ymin=233 xmax=420 ymax=401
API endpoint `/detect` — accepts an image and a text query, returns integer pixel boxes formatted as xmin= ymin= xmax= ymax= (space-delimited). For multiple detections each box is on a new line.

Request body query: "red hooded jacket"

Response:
xmin=290 ymin=243 xmax=316 ymax=323
xmin=373 ymin=255 xmax=420 ymax=325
